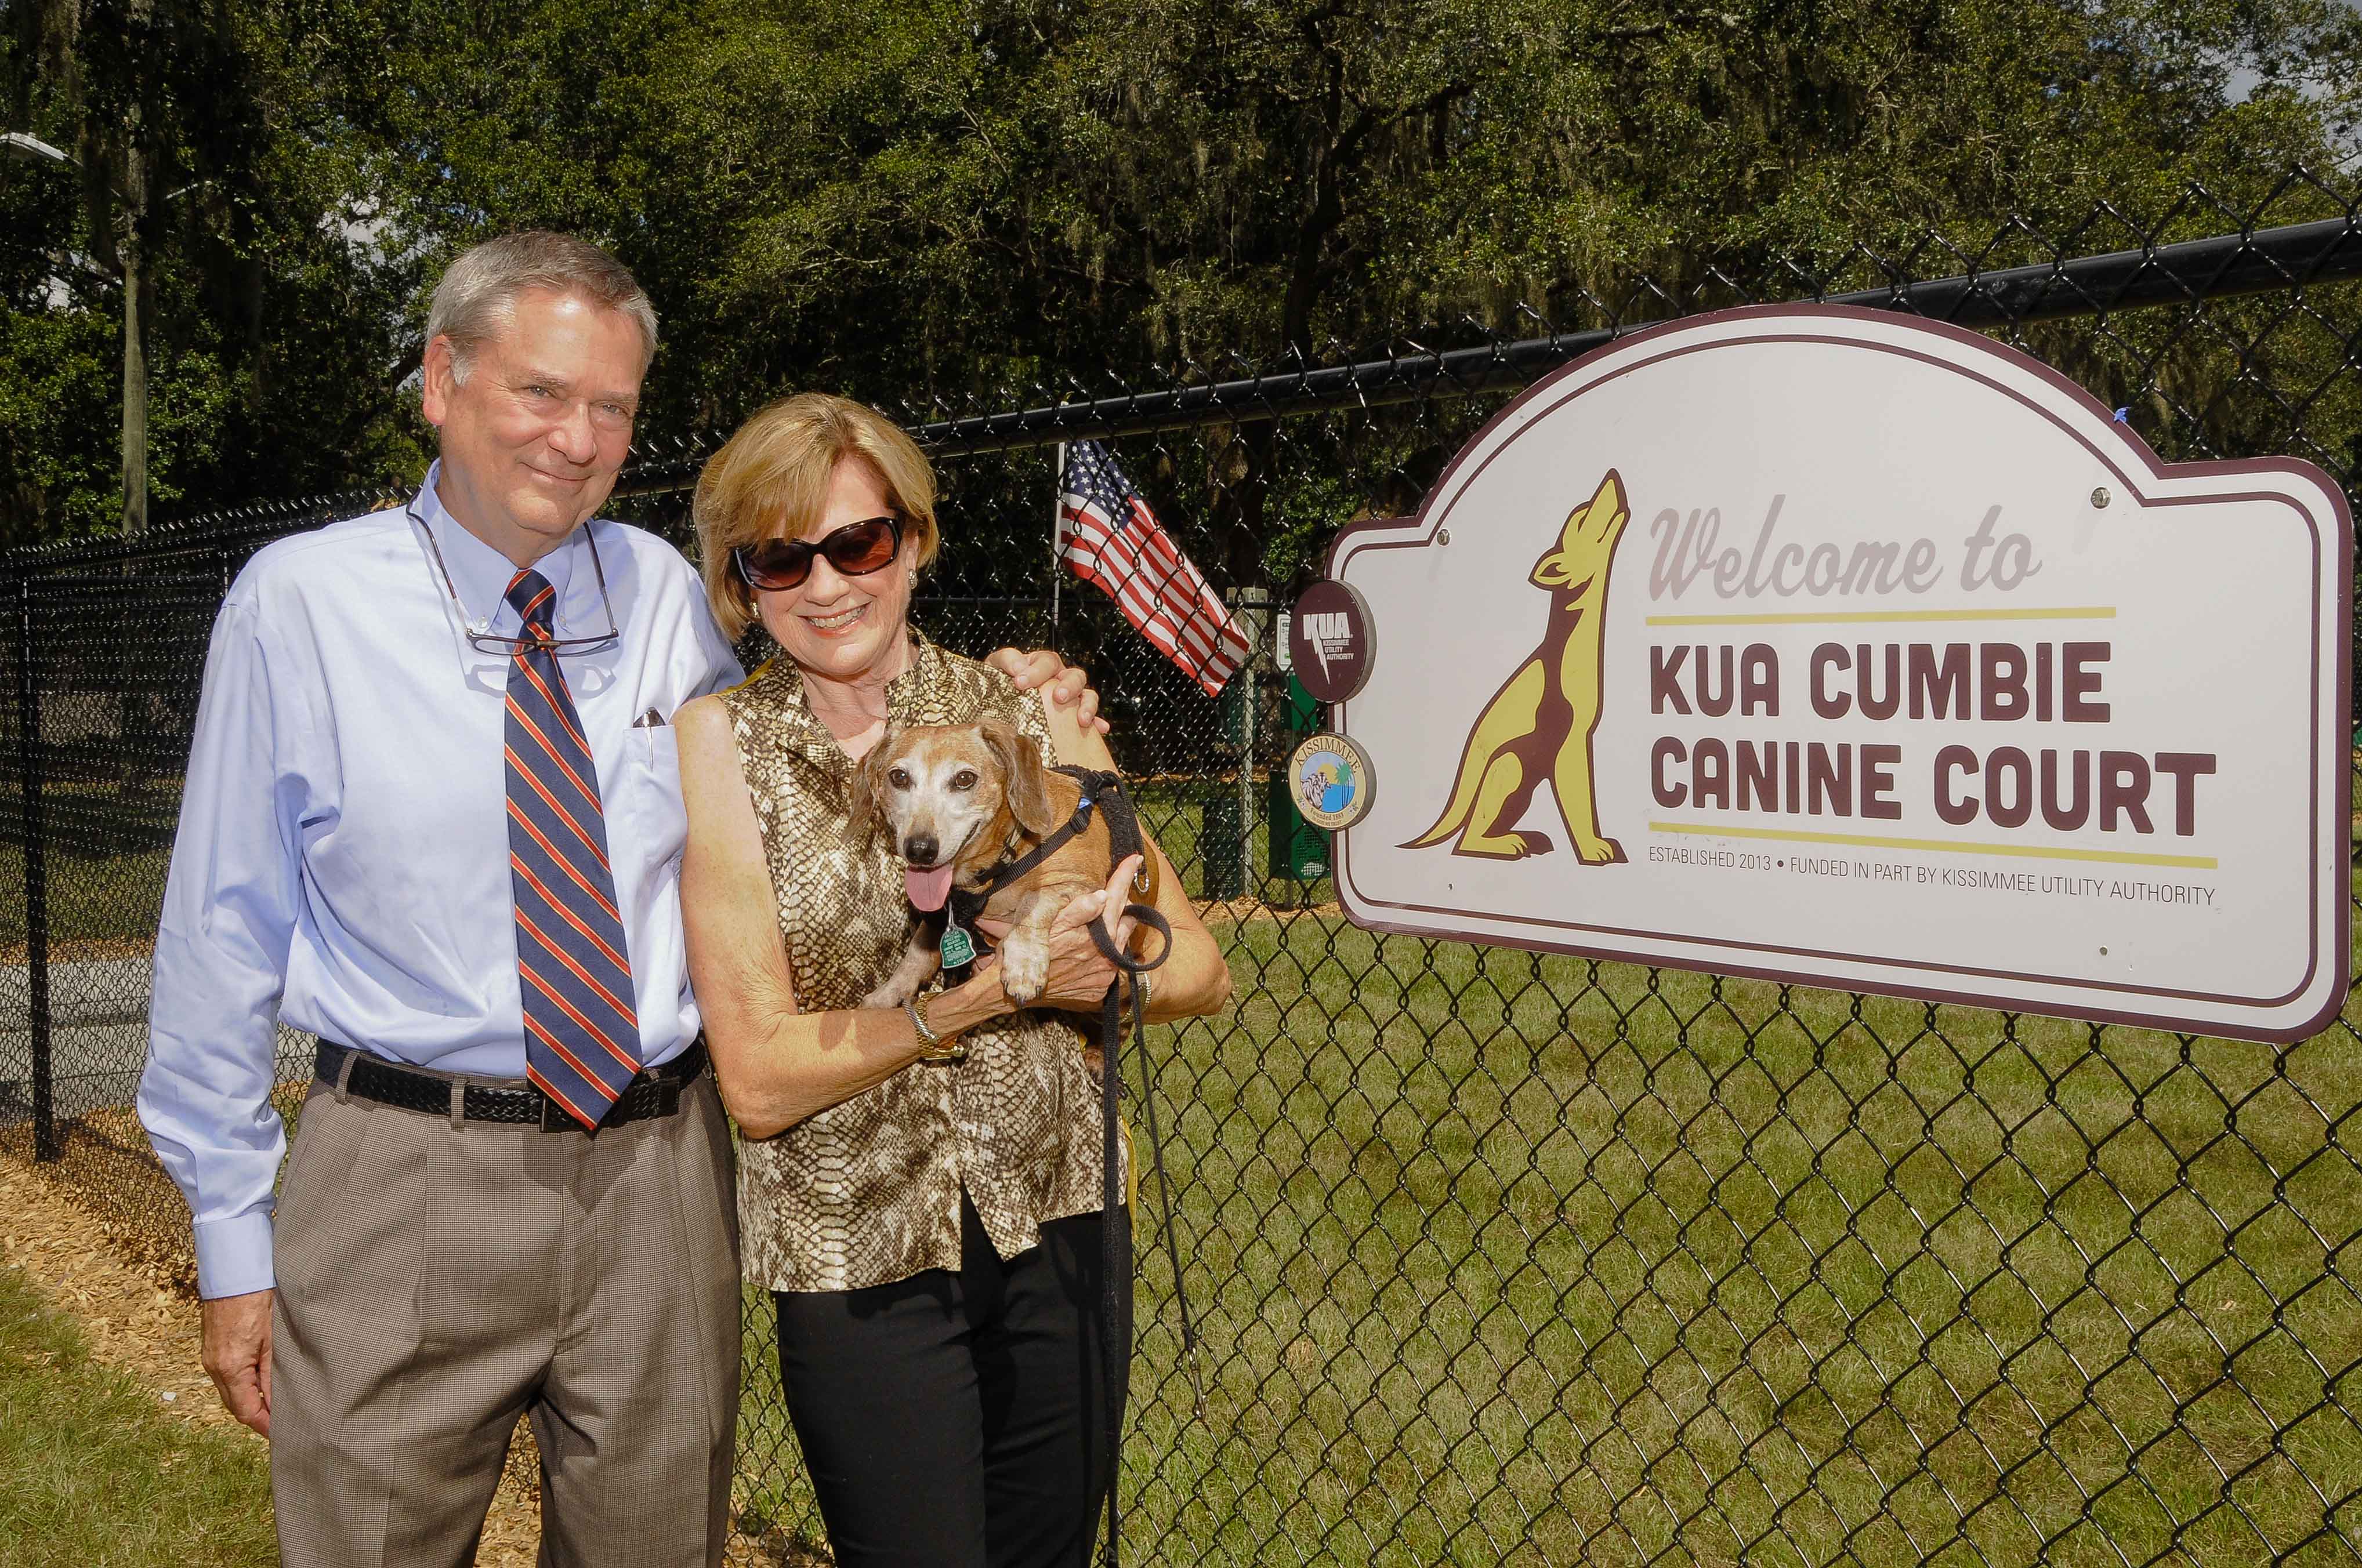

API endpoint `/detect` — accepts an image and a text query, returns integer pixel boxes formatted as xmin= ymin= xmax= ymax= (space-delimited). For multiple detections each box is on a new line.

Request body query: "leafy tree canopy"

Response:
xmin=1 ymin=0 xmax=2356 ymax=545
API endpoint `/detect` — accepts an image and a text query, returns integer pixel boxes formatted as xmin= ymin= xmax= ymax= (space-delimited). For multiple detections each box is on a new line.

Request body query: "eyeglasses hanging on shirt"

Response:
xmin=408 ymin=491 xmax=624 ymax=655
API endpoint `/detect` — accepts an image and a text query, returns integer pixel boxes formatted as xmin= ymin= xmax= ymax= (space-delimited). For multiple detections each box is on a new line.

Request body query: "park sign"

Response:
xmin=1321 ymin=304 xmax=2352 ymax=1043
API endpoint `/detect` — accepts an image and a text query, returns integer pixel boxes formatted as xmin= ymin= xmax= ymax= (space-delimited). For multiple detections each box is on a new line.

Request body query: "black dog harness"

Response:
xmin=937 ymin=767 xmax=1134 ymax=967
xmin=934 ymin=765 xmax=1198 ymax=1568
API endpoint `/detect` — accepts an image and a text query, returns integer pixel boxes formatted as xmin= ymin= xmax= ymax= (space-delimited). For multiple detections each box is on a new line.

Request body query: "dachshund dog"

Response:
xmin=1404 ymin=468 xmax=1632 ymax=863
xmin=849 ymin=717 xmax=1158 ymax=1010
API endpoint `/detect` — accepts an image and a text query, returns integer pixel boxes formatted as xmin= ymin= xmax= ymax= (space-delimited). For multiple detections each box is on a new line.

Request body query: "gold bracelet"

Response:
xmin=907 ymin=994 xmax=966 ymax=1061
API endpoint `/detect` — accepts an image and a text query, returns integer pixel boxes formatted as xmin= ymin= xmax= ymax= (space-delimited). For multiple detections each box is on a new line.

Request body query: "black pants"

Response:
xmin=775 ymin=1197 xmax=1132 ymax=1568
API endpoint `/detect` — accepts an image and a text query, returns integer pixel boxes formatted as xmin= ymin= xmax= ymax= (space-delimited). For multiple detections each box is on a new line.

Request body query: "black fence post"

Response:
xmin=13 ymin=579 xmax=55 ymax=1162
xmin=1199 ymin=592 xmax=1269 ymax=901
xmin=1201 ymin=675 xmax=1252 ymax=901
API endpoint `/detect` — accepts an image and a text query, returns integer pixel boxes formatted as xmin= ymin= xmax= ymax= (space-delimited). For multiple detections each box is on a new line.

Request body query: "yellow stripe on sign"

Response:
xmin=1649 ymin=821 xmax=2218 ymax=870
xmin=1642 ymin=606 xmax=2118 ymax=627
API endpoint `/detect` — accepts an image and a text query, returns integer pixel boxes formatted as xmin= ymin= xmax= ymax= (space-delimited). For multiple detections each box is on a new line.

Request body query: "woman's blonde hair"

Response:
xmin=692 ymin=393 xmax=941 ymax=639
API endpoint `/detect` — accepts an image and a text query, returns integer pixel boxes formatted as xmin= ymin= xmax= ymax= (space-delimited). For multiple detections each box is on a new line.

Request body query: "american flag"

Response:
xmin=1057 ymin=440 xmax=1250 ymax=697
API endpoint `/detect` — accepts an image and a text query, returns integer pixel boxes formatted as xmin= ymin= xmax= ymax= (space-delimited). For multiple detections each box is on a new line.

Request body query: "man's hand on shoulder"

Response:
xmin=987 ymin=648 xmax=1110 ymax=736
xmin=201 ymin=1288 xmax=274 ymax=1438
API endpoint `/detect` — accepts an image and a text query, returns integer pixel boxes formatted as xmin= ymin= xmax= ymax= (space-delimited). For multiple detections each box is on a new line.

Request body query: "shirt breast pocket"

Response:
xmin=622 ymin=724 xmax=689 ymax=870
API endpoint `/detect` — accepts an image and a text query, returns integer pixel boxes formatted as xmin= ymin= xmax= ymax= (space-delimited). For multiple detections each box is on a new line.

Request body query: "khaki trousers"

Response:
xmin=269 ymin=1062 xmax=741 ymax=1567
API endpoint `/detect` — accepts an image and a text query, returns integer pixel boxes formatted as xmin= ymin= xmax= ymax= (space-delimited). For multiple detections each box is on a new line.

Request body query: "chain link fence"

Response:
xmin=5 ymin=172 xmax=2362 ymax=1565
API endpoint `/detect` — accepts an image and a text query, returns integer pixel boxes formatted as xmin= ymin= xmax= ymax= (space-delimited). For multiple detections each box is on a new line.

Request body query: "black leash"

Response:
xmin=938 ymin=767 xmax=1200 ymax=1568
xmin=1077 ymin=774 xmax=1204 ymax=1568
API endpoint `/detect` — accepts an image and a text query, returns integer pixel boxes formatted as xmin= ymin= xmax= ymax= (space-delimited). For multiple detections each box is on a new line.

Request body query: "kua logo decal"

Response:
xmin=1300 ymin=612 xmax=1353 ymax=681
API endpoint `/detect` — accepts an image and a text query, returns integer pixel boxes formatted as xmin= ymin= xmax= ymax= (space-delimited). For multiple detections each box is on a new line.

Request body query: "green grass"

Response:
xmin=1120 ymin=917 xmax=2360 ymax=1567
xmin=0 ymin=777 xmax=176 ymax=956
xmin=12 ymin=771 xmax=2361 ymax=1566
xmin=0 ymin=1259 xmax=276 ymax=1567
xmin=728 ymin=870 xmax=2362 ymax=1567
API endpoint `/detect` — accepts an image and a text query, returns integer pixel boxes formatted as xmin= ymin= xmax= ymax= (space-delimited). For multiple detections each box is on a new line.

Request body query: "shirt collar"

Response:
xmin=886 ymin=634 xmax=945 ymax=719
xmin=759 ymin=632 xmax=937 ymax=772
xmin=413 ymin=459 xmax=589 ymax=636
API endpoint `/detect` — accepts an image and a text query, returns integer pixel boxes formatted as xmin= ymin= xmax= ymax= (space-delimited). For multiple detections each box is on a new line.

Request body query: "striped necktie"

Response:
xmin=503 ymin=568 xmax=640 ymax=1128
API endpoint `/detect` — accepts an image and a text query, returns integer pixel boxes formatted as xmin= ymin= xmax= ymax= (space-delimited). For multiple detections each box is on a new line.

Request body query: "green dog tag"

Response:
xmin=940 ymin=923 xmax=976 ymax=969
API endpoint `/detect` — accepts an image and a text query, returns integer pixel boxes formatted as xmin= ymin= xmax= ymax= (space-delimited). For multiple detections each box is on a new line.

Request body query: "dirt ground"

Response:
xmin=0 ymin=1159 xmax=545 ymax=1565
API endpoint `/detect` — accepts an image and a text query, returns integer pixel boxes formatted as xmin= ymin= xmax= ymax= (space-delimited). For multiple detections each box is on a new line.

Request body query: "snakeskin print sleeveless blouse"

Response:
xmin=720 ymin=634 xmax=1123 ymax=1293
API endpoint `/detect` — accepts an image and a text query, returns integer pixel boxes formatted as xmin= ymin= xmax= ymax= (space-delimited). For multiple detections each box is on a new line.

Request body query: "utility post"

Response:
xmin=117 ymin=128 xmax=148 ymax=535
xmin=116 ymin=0 xmax=153 ymax=536
xmin=2 ymin=126 xmax=153 ymax=536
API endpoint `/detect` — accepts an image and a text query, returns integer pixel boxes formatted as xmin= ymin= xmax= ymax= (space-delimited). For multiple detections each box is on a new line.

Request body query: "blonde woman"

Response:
xmin=674 ymin=394 xmax=1231 ymax=1567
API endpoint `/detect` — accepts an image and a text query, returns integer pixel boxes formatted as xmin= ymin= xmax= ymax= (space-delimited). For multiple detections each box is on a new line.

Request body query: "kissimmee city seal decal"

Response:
xmin=1290 ymin=733 xmax=1375 ymax=831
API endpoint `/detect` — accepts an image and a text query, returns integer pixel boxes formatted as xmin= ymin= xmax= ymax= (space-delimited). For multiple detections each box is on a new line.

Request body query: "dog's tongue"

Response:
xmin=905 ymin=863 xmax=957 ymax=912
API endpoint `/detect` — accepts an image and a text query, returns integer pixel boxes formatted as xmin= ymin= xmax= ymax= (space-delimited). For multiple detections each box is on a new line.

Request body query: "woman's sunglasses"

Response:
xmin=732 ymin=514 xmax=904 ymax=591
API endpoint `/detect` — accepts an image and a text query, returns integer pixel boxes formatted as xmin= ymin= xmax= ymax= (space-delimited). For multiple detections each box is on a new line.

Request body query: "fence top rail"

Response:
xmin=885 ymin=213 xmax=2362 ymax=457
xmin=5 ymin=208 xmax=2358 ymax=579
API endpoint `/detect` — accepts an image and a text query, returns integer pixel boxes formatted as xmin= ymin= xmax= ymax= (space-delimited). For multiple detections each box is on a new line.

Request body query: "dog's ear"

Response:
xmin=846 ymin=724 xmax=899 ymax=845
xmin=980 ymin=717 xmax=1060 ymax=840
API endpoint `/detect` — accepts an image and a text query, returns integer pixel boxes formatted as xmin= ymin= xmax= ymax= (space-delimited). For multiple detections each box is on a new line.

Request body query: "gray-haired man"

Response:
xmin=138 ymin=231 xmax=1096 ymax=1565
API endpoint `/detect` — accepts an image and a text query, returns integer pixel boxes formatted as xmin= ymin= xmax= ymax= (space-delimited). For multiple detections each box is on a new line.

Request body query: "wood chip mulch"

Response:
xmin=0 ymin=1156 xmax=545 ymax=1565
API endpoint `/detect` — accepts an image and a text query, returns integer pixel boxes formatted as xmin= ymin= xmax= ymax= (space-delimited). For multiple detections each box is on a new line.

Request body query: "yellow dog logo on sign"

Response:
xmin=1404 ymin=470 xmax=1632 ymax=863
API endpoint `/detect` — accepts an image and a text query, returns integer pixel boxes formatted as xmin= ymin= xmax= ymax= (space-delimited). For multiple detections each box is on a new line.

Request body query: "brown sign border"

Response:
xmin=1327 ymin=303 xmax=2354 ymax=1044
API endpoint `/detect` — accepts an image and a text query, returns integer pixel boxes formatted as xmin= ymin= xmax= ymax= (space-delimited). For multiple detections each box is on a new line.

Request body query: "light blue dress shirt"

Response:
xmin=137 ymin=464 xmax=746 ymax=1298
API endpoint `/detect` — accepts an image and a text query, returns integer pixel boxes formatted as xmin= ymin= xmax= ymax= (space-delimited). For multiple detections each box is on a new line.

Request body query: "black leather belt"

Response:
xmin=315 ymin=1039 xmax=708 ymax=1132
